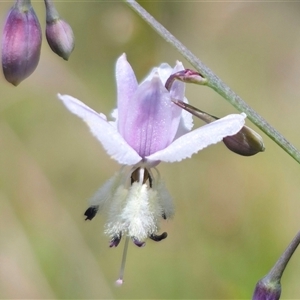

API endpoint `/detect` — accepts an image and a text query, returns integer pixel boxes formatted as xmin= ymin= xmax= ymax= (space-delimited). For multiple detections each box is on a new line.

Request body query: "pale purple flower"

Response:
xmin=58 ymin=53 xmax=246 ymax=283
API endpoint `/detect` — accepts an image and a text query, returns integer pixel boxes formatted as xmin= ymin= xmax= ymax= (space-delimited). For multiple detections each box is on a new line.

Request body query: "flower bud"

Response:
xmin=45 ymin=0 xmax=75 ymax=60
xmin=252 ymin=277 xmax=281 ymax=300
xmin=1 ymin=0 xmax=42 ymax=86
xmin=223 ymin=125 xmax=265 ymax=156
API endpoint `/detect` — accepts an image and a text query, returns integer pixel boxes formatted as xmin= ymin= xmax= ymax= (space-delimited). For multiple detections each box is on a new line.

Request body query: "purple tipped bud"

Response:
xmin=45 ymin=0 xmax=75 ymax=60
xmin=252 ymin=277 xmax=281 ymax=300
xmin=223 ymin=125 xmax=265 ymax=156
xmin=1 ymin=0 xmax=42 ymax=86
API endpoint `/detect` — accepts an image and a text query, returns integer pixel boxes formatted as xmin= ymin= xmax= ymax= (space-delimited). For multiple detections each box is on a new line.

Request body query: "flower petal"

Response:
xmin=169 ymin=61 xmax=185 ymax=101
xmin=58 ymin=94 xmax=142 ymax=165
xmin=168 ymin=61 xmax=187 ymax=141
xmin=141 ymin=61 xmax=188 ymax=140
xmin=140 ymin=63 xmax=171 ymax=85
xmin=174 ymin=97 xmax=194 ymax=139
xmin=121 ymin=75 xmax=178 ymax=157
xmin=116 ymin=53 xmax=138 ymax=137
xmin=146 ymin=113 xmax=246 ymax=162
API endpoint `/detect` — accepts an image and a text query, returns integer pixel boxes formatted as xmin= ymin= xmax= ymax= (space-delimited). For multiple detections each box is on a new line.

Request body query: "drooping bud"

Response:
xmin=44 ymin=0 xmax=75 ymax=60
xmin=252 ymin=277 xmax=281 ymax=300
xmin=1 ymin=0 xmax=42 ymax=86
xmin=172 ymin=99 xmax=265 ymax=156
xmin=223 ymin=125 xmax=265 ymax=156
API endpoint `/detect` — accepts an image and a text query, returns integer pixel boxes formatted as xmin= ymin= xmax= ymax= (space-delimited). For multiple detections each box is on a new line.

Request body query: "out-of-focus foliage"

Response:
xmin=1 ymin=2 xmax=300 ymax=299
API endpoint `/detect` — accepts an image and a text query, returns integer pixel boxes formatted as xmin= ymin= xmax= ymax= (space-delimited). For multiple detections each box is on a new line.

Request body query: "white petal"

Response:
xmin=146 ymin=113 xmax=246 ymax=163
xmin=141 ymin=62 xmax=182 ymax=86
xmin=169 ymin=61 xmax=185 ymax=101
xmin=174 ymin=97 xmax=194 ymax=140
xmin=141 ymin=63 xmax=171 ymax=85
xmin=58 ymin=94 xmax=142 ymax=165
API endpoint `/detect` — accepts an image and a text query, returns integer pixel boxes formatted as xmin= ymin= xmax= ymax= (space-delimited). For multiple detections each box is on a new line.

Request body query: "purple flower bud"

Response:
xmin=1 ymin=0 xmax=42 ymax=86
xmin=252 ymin=277 xmax=281 ymax=300
xmin=44 ymin=0 xmax=75 ymax=60
xmin=223 ymin=125 xmax=265 ymax=156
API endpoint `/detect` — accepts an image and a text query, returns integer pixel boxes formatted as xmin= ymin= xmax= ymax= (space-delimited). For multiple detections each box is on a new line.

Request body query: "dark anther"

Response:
xmin=84 ymin=206 xmax=99 ymax=220
xmin=109 ymin=234 xmax=122 ymax=248
xmin=162 ymin=212 xmax=167 ymax=220
xmin=149 ymin=232 xmax=168 ymax=242
xmin=132 ymin=237 xmax=146 ymax=247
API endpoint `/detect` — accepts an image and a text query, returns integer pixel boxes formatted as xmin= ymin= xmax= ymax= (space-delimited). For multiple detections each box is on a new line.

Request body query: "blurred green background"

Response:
xmin=1 ymin=1 xmax=300 ymax=299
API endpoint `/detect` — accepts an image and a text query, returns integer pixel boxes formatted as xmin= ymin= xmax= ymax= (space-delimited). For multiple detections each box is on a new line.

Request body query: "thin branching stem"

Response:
xmin=124 ymin=0 xmax=300 ymax=164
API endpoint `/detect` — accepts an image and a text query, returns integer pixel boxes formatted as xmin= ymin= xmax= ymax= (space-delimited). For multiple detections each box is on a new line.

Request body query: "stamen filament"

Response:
xmin=116 ymin=236 xmax=130 ymax=286
xmin=139 ymin=167 xmax=145 ymax=184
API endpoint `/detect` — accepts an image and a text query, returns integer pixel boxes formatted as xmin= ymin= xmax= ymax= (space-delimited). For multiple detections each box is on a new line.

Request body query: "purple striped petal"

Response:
xmin=116 ymin=53 xmax=138 ymax=137
xmin=121 ymin=74 xmax=179 ymax=158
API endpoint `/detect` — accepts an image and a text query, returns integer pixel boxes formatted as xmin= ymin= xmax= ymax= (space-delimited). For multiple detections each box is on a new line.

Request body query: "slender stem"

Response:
xmin=44 ymin=0 xmax=60 ymax=22
xmin=124 ymin=0 xmax=300 ymax=164
xmin=268 ymin=230 xmax=300 ymax=281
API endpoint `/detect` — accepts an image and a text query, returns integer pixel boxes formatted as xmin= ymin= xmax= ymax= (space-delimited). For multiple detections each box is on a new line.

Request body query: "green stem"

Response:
xmin=124 ymin=0 xmax=300 ymax=164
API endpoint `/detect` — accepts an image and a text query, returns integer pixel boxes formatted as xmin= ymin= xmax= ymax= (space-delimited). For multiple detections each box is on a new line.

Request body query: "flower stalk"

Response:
xmin=123 ymin=0 xmax=300 ymax=165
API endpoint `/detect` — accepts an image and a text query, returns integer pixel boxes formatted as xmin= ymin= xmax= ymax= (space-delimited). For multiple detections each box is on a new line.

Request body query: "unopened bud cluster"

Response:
xmin=1 ymin=0 xmax=75 ymax=86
